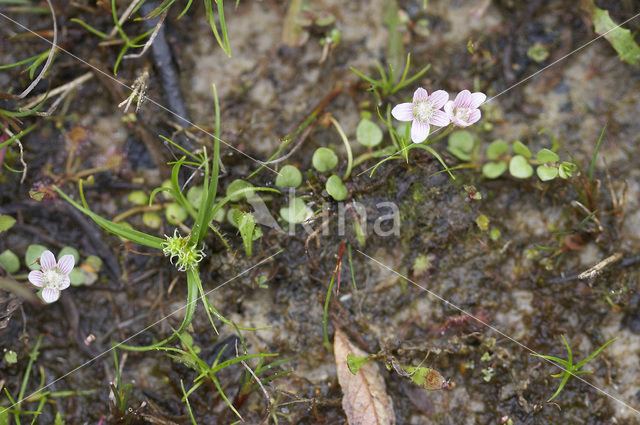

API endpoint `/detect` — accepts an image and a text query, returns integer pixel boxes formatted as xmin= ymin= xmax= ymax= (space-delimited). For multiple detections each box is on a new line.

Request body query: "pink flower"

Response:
xmin=28 ymin=250 xmax=74 ymax=303
xmin=391 ymin=88 xmax=450 ymax=143
xmin=444 ymin=90 xmax=486 ymax=127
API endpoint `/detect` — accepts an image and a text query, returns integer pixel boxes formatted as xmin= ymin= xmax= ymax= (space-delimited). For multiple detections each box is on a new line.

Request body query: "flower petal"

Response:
xmin=57 ymin=254 xmax=75 ymax=275
xmin=42 ymin=288 xmax=60 ymax=303
xmin=411 ymin=120 xmax=430 ymax=143
xmin=28 ymin=270 xmax=44 ymax=287
xmin=468 ymin=109 xmax=482 ymax=125
xmin=429 ymin=90 xmax=449 ymax=109
xmin=451 ymin=116 xmax=470 ymax=127
xmin=59 ymin=277 xmax=70 ymax=291
xmin=444 ymin=100 xmax=454 ymax=116
xmin=455 ymin=90 xmax=471 ymax=107
xmin=40 ymin=250 xmax=56 ymax=271
xmin=391 ymin=103 xmax=414 ymax=122
xmin=430 ymin=110 xmax=450 ymax=127
xmin=412 ymin=87 xmax=429 ymax=102
xmin=469 ymin=92 xmax=487 ymax=109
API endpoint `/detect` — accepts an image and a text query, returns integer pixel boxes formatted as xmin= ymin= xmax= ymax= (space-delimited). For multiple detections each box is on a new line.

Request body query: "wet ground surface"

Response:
xmin=1 ymin=0 xmax=640 ymax=424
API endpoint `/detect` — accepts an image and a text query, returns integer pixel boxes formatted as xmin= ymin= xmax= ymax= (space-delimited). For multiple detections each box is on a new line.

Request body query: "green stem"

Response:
xmin=427 ymin=124 xmax=454 ymax=144
xmin=328 ymin=116 xmax=353 ymax=180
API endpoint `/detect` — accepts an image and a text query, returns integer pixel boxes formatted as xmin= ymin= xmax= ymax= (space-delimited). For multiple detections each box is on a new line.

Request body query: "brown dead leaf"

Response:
xmin=334 ymin=329 xmax=395 ymax=425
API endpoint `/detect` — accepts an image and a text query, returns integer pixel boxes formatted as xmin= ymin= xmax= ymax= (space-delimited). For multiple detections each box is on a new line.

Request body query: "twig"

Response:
xmin=260 ymin=126 xmax=310 ymax=165
xmin=571 ymin=200 xmax=604 ymax=232
xmin=578 ymin=252 xmax=623 ymax=280
xmin=21 ymin=71 xmax=94 ymax=111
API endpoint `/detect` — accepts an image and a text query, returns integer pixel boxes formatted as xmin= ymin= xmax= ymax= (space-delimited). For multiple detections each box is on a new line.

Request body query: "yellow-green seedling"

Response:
xmin=238 ymin=212 xmax=262 ymax=257
xmin=3 ymin=350 xmax=17 ymax=364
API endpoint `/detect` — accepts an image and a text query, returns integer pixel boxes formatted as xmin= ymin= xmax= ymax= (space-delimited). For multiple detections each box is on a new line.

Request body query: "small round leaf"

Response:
xmin=25 ymin=244 xmax=48 ymax=270
xmin=279 ymin=197 xmax=310 ymax=224
xmin=537 ymin=165 xmax=559 ymax=181
xmin=187 ymin=185 xmax=204 ymax=208
xmin=226 ymin=179 xmax=255 ymax=202
xmin=4 ymin=350 xmax=17 ymax=364
xmin=486 ymin=140 xmax=509 ymax=160
xmin=0 ymin=249 xmax=20 ymax=274
xmin=536 ymin=148 xmax=559 ymax=164
xmin=127 ymin=190 xmax=148 ymax=206
xmin=142 ymin=212 xmax=162 ymax=228
xmin=512 ymin=140 xmax=532 ymax=158
xmin=0 ymin=215 xmax=16 ymax=233
xmin=58 ymin=247 xmax=80 ymax=264
xmin=69 ymin=268 xmax=85 ymax=286
xmin=84 ymin=255 xmax=103 ymax=272
xmin=312 ymin=148 xmax=338 ymax=172
xmin=449 ymin=130 xmax=474 ymax=151
xmin=356 ymin=119 xmax=383 ymax=147
xmin=482 ymin=161 xmax=507 ymax=179
xmin=509 ymin=155 xmax=534 ymax=179
xmin=326 ymin=175 xmax=348 ymax=201
xmin=447 ymin=130 xmax=474 ymax=161
xmin=275 ymin=165 xmax=303 ymax=188
xmin=165 ymin=203 xmax=188 ymax=225
xmin=212 ymin=206 xmax=226 ymax=222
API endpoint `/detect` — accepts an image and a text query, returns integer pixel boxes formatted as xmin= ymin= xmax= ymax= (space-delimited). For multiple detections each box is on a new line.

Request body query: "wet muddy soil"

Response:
xmin=1 ymin=0 xmax=640 ymax=424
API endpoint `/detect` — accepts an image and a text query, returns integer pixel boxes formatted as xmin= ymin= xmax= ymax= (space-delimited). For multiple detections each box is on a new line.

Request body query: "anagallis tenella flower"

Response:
xmin=28 ymin=250 xmax=74 ymax=303
xmin=444 ymin=90 xmax=486 ymax=127
xmin=391 ymin=87 xmax=450 ymax=143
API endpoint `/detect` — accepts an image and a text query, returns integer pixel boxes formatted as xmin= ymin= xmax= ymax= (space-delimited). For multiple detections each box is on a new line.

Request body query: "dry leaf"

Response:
xmin=334 ymin=329 xmax=395 ymax=425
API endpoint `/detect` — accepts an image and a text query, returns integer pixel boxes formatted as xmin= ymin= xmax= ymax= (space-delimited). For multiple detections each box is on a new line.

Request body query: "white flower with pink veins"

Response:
xmin=444 ymin=90 xmax=487 ymax=127
xmin=28 ymin=250 xmax=74 ymax=303
xmin=391 ymin=87 xmax=450 ymax=143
